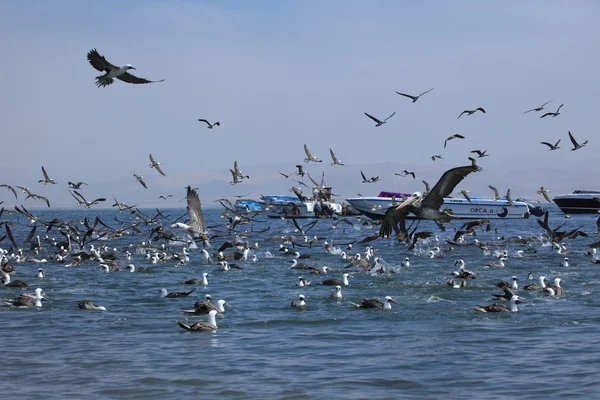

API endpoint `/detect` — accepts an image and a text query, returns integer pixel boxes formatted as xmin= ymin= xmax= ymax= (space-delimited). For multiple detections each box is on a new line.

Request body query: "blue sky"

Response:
xmin=0 ymin=1 xmax=598 ymax=208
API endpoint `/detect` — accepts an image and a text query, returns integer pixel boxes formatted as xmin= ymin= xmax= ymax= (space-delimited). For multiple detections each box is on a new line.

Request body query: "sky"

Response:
xmin=0 ymin=0 xmax=598 ymax=209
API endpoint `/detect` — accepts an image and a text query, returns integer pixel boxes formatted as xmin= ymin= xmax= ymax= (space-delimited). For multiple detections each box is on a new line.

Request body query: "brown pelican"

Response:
xmin=470 ymin=149 xmax=489 ymax=158
xmin=78 ymin=301 xmax=106 ymax=311
xmin=540 ymin=104 xmax=563 ymax=118
xmin=39 ymin=166 xmax=56 ymax=185
xmin=149 ymin=154 xmax=166 ymax=176
xmin=458 ymin=107 xmax=485 ymax=119
xmin=523 ymin=100 xmax=553 ymax=114
xmin=379 ymin=163 xmax=481 ymax=237
xmin=540 ymin=139 xmax=561 ymax=151
xmin=537 ymin=187 xmax=552 ymax=203
xmin=177 ymin=310 xmax=218 ymax=331
xmin=198 ymin=119 xmax=220 ymax=129
xmin=133 ymin=174 xmax=147 ymax=189
xmin=87 ymin=48 xmax=165 ymax=87
xmin=568 ymin=131 xmax=588 ymax=151
xmin=395 ymin=88 xmax=433 ymax=102
xmin=68 ymin=181 xmax=88 ymax=189
xmin=303 ymin=144 xmax=322 ymax=162
xmin=444 ymin=134 xmax=465 ymax=148
xmin=422 ymin=180 xmax=431 ymax=196
xmin=329 ymin=148 xmax=344 ymax=166
xmin=395 ymin=170 xmax=415 ymax=179
xmin=352 ymin=296 xmax=397 ymax=309
xmin=364 ymin=111 xmax=395 ymax=127
xmin=474 ymin=294 xmax=525 ymax=312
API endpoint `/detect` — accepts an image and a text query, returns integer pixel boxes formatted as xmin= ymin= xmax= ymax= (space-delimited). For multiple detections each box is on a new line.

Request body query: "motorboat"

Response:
xmin=553 ymin=190 xmax=600 ymax=214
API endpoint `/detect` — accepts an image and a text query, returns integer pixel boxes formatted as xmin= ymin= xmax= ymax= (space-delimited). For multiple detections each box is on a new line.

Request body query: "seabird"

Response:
xmin=133 ymin=174 xmax=147 ymax=189
xmin=474 ymin=294 xmax=525 ymax=312
xmin=303 ymin=144 xmax=322 ymax=162
xmin=352 ymin=296 xmax=397 ymax=309
xmin=487 ymin=257 xmax=507 ymax=268
xmin=444 ymin=134 xmax=465 ymax=148
xmin=523 ymin=100 xmax=553 ymax=114
xmin=68 ymin=181 xmax=88 ymax=190
xmin=537 ymin=187 xmax=552 ymax=203
xmin=0 ymin=184 xmax=18 ymax=200
xmin=171 ymin=186 xmax=210 ymax=244
xmin=198 ymin=119 xmax=220 ymax=129
xmin=505 ymin=189 xmax=514 ymax=206
xmin=183 ymin=297 xmax=227 ymax=314
xmin=523 ymin=276 xmax=547 ymax=290
xmin=364 ymin=111 xmax=395 ymax=127
xmin=1 ymin=271 xmax=28 ymax=287
xmin=37 ymin=268 xmax=45 ymax=278
xmin=361 ymin=171 xmax=380 ymax=183
xmin=395 ymin=88 xmax=433 ymax=103
xmin=87 ymin=48 xmax=165 ymax=87
xmin=560 ymin=257 xmax=569 ymax=267
xmin=329 ymin=148 xmax=344 ymax=166
xmin=149 ymin=154 xmax=166 ymax=176
xmin=540 ymin=104 xmax=563 ymax=118
xmin=296 ymin=276 xmax=311 ymax=287
xmin=295 ymin=164 xmax=306 ymax=176
xmin=459 ymin=190 xmax=472 ymax=203
xmin=78 ymin=301 xmax=106 ymax=311
xmin=39 ymin=166 xmax=56 ymax=185
xmin=70 ymin=190 xmax=106 ymax=208
xmin=547 ymin=277 xmax=564 ymax=296
xmin=458 ymin=107 xmax=485 ymax=119
xmin=488 ymin=185 xmax=500 ymax=200
xmin=322 ymin=273 xmax=351 ymax=286
xmin=291 ymin=294 xmax=307 ymax=308
xmin=451 ymin=260 xmax=476 ymax=279
xmin=159 ymin=195 xmax=173 ymax=200
xmin=568 ymin=131 xmax=588 ymax=151
xmin=431 ymin=154 xmax=443 ymax=161
xmin=402 ymin=257 xmax=410 ymax=268
xmin=177 ymin=310 xmax=218 ymax=331
xmin=540 ymin=139 xmax=561 ymax=151
xmin=447 ymin=279 xmax=467 ymax=288
xmin=160 ymin=288 xmax=196 ymax=298
xmin=470 ymin=149 xmax=489 ymax=158
xmin=329 ymin=285 xmax=343 ymax=300
xmin=5 ymin=288 xmax=44 ymax=308
xmin=395 ymin=170 xmax=416 ymax=179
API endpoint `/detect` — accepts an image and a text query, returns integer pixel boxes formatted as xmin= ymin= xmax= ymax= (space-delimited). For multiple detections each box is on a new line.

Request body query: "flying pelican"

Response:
xmin=444 ymin=134 xmax=465 ymax=148
xmin=364 ymin=111 xmax=395 ymax=127
xmin=198 ymin=119 xmax=220 ymax=129
xmin=537 ymin=187 xmax=552 ymax=203
xmin=380 ymin=163 xmax=482 ymax=237
xmin=304 ymin=144 xmax=322 ymax=162
xmin=395 ymin=170 xmax=415 ymax=179
xmin=523 ymin=100 xmax=553 ymax=114
xmin=395 ymin=88 xmax=433 ymax=102
xmin=133 ymin=174 xmax=147 ymax=189
xmin=458 ymin=107 xmax=485 ymax=119
xmin=68 ymin=181 xmax=87 ymax=189
xmin=540 ymin=139 xmax=561 ymax=151
xmin=470 ymin=149 xmax=489 ymax=158
xmin=540 ymin=104 xmax=563 ymax=118
xmin=87 ymin=48 xmax=165 ymax=87
xmin=568 ymin=131 xmax=588 ymax=151
xmin=329 ymin=149 xmax=344 ymax=166
xmin=39 ymin=166 xmax=56 ymax=185
xmin=149 ymin=154 xmax=166 ymax=176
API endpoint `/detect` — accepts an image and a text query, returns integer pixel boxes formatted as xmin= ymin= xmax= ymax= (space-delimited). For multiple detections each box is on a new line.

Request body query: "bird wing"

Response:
xmin=278 ymin=171 xmax=290 ymax=178
xmin=41 ymin=166 xmax=51 ymax=181
xmin=457 ymin=111 xmax=467 ymax=119
xmin=568 ymin=131 xmax=579 ymax=147
xmin=542 ymin=191 xmax=552 ymax=203
xmin=476 ymin=107 xmax=486 ymax=113
xmin=384 ymin=112 xmax=396 ymax=122
xmin=234 ymin=161 xmax=239 ymax=174
xmin=540 ymin=112 xmax=552 ymax=118
xmin=541 ymin=100 xmax=553 ymax=107
xmin=444 ymin=139 xmax=448 ymax=149
xmin=307 ymin=173 xmax=319 ymax=187
xmin=540 ymin=142 xmax=554 ymax=149
xmin=556 ymin=104 xmax=563 ymax=113
xmin=135 ymin=175 xmax=147 ymax=189
xmin=379 ymin=203 xmax=411 ymax=237
xmin=418 ymin=88 xmax=434 ymax=97
xmin=523 ymin=108 xmax=536 ymax=114
xmin=488 ymin=185 xmax=499 ymax=199
xmin=330 ymin=148 xmax=339 ymax=163
xmin=149 ymin=153 xmax=156 ymax=164
xmin=71 ymin=190 xmax=87 ymax=203
xmin=154 ymin=164 xmax=166 ymax=176
xmin=198 ymin=119 xmax=211 ymax=126
xmin=304 ymin=144 xmax=314 ymax=159
xmin=186 ymin=186 xmax=206 ymax=235
xmin=364 ymin=112 xmax=382 ymax=124
xmin=87 ymin=49 xmax=115 ymax=72
xmin=421 ymin=165 xmax=482 ymax=210
xmin=117 ymin=72 xmax=165 ymax=85
xmin=361 ymin=170 xmax=367 ymax=181
xmin=422 ymin=180 xmax=431 ymax=193
xmin=0 ymin=184 xmax=18 ymax=200
xmin=395 ymin=92 xmax=417 ymax=101
xmin=455 ymin=134 xmax=465 ymax=139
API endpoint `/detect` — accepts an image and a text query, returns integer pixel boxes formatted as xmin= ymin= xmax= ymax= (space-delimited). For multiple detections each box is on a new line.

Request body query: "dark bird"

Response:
xmin=474 ymin=295 xmax=525 ymax=313
xmin=395 ymin=88 xmax=433 ymax=103
xmin=177 ymin=310 xmax=218 ymax=331
xmin=87 ymin=48 xmax=165 ymax=88
xmin=0 ymin=184 xmax=18 ymax=200
xmin=39 ymin=166 xmax=56 ymax=185
xmin=159 ymin=195 xmax=173 ymax=200
xmin=70 ymin=190 xmax=106 ymax=208
xmin=444 ymin=134 xmax=465 ymax=148
xmin=431 ymin=154 xmax=443 ymax=161
xmin=68 ymin=181 xmax=87 ymax=189
xmin=505 ymin=189 xmax=514 ymax=207
xmin=364 ymin=111 xmax=395 ymax=127
xmin=171 ymin=186 xmax=209 ymax=243
xmin=149 ymin=154 xmax=166 ymax=176
xmin=395 ymin=170 xmax=415 ymax=179
xmin=352 ymin=296 xmax=397 ymax=309
xmin=295 ymin=165 xmax=306 ymax=177
xmin=540 ymin=104 xmax=563 ymax=118
xmin=133 ymin=174 xmax=147 ymax=189
xmin=470 ymin=149 xmax=489 ymax=158
xmin=523 ymin=100 xmax=553 ymax=114
xmin=540 ymin=139 xmax=561 ymax=151
xmin=303 ymin=144 xmax=322 ymax=162
xmin=568 ymin=131 xmax=588 ymax=151
xmin=198 ymin=119 xmax=220 ymax=129
xmin=459 ymin=190 xmax=472 ymax=202
xmin=458 ymin=108 xmax=485 ymax=119
xmin=361 ymin=171 xmax=379 ymax=183
xmin=160 ymin=288 xmax=196 ymax=298
xmin=329 ymin=148 xmax=344 ymax=166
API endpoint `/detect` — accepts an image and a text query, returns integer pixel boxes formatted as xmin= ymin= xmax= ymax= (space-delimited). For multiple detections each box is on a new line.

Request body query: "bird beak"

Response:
xmin=515 ymin=297 xmax=527 ymax=304
xmin=389 ymin=298 xmax=397 ymax=304
xmin=397 ymin=195 xmax=418 ymax=209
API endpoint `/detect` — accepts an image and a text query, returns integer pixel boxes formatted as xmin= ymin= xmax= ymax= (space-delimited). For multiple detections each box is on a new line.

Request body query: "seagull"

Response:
xmin=87 ymin=48 xmax=165 ymax=88
xmin=70 ymin=190 xmax=106 ymax=208
xmin=177 ymin=310 xmax=218 ymax=331
xmin=149 ymin=154 xmax=166 ymax=176
xmin=303 ymin=144 xmax=322 ymax=162
xmin=39 ymin=166 xmax=56 ymax=184
xmin=431 ymin=154 xmax=443 ymax=161
xmin=444 ymin=134 xmax=465 ymax=148
xmin=395 ymin=88 xmax=433 ymax=103
xmin=171 ymin=186 xmax=209 ymax=243
xmin=458 ymin=108 xmax=485 ymax=119
xmin=459 ymin=190 xmax=472 ymax=202
xmin=230 ymin=169 xmax=241 ymax=185
xmin=537 ymin=187 xmax=552 ymax=203
xmin=523 ymin=100 xmax=553 ymax=114
xmin=0 ymin=184 xmax=18 ymax=200
xmin=568 ymin=131 xmax=588 ymax=151
xmin=488 ymin=185 xmax=501 ymax=200
xmin=395 ymin=170 xmax=415 ymax=179
xmin=540 ymin=104 xmax=563 ymax=118
xmin=364 ymin=111 xmax=395 ymax=127
xmin=198 ymin=119 xmax=220 ymax=129
xmin=68 ymin=181 xmax=87 ymax=189
xmin=540 ymin=139 xmax=561 ymax=151
xmin=470 ymin=149 xmax=489 ymax=158
xmin=133 ymin=174 xmax=147 ymax=189
xmin=329 ymin=149 xmax=344 ymax=166
xmin=361 ymin=171 xmax=379 ymax=183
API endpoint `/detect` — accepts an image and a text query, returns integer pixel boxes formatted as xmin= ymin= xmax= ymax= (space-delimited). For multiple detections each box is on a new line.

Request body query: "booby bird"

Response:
xmin=0 ymin=184 xmax=18 ymax=200
xmin=380 ymin=163 xmax=481 ymax=238
xmin=5 ymin=288 xmax=44 ymax=307
xmin=470 ymin=149 xmax=489 ymax=158
xmin=537 ymin=187 xmax=552 ymax=203
xmin=444 ymin=134 xmax=465 ymax=148
xmin=395 ymin=170 xmax=416 ymax=179
xmin=1 ymin=271 xmax=28 ymax=287
xmin=322 ymin=273 xmax=351 ymax=286
xmin=540 ymin=139 xmax=561 ymax=151
xmin=447 ymin=279 xmax=467 ymax=288
xmin=329 ymin=148 xmax=344 ymax=166
xmin=177 ymin=310 xmax=218 ymax=331
xmin=431 ymin=154 xmax=443 ymax=161
xmin=523 ymin=276 xmax=547 ymax=290
xmin=39 ymin=166 xmax=56 ymax=185
xmin=291 ymin=294 xmax=307 ymax=308
xmin=133 ymin=174 xmax=147 ymax=189
xmin=540 ymin=104 xmax=563 ymax=118
xmin=364 ymin=111 xmax=395 ymax=127
xmin=37 ymin=268 xmax=45 ymax=278
xmin=87 ymin=48 xmax=165 ymax=87
xmin=198 ymin=119 xmax=220 ymax=129
xmin=395 ymin=88 xmax=433 ymax=102
xmin=474 ymin=294 xmax=525 ymax=312
xmin=303 ymin=144 xmax=322 ymax=162
xmin=547 ymin=277 xmax=564 ymax=296
xmin=487 ymin=257 xmax=507 ymax=268
xmin=458 ymin=107 xmax=485 ymax=119
xmin=149 ymin=154 xmax=166 ymax=176
xmin=70 ymin=190 xmax=106 ymax=208
xmin=296 ymin=276 xmax=311 ymax=287
xmin=160 ymin=288 xmax=196 ymax=298
xmin=182 ymin=297 xmax=227 ymax=314
xmin=496 ymin=276 xmax=518 ymax=291
xmin=352 ymin=296 xmax=397 ymax=309
xmin=361 ymin=171 xmax=379 ymax=183
xmin=560 ymin=257 xmax=569 ymax=267
xmin=523 ymin=100 xmax=553 ymax=114
xmin=78 ymin=301 xmax=106 ymax=311
xmin=568 ymin=131 xmax=588 ymax=151
xmin=329 ymin=285 xmax=343 ymax=300
xmin=68 ymin=181 xmax=87 ymax=189
xmin=488 ymin=185 xmax=500 ymax=200
xmin=451 ymin=260 xmax=476 ymax=279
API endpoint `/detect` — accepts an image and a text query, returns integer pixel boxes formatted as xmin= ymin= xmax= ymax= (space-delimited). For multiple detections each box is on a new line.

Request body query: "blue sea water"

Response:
xmin=1 ymin=206 xmax=599 ymax=399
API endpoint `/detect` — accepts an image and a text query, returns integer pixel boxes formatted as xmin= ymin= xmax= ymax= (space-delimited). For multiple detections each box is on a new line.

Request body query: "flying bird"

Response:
xmin=329 ymin=149 xmax=344 ymax=166
xmin=444 ymin=134 xmax=465 ymax=149
xmin=87 ymin=48 xmax=165 ymax=88
xmin=458 ymin=108 xmax=485 ymax=119
xmin=133 ymin=174 xmax=147 ymax=189
xmin=488 ymin=185 xmax=500 ymax=200
xmin=523 ymin=100 xmax=553 ymax=114
xmin=431 ymin=154 xmax=443 ymax=161
xmin=0 ymin=184 xmax=18 ymax=200
xmin=303 ymin=144 xmax=322 ymax=162
xmin=295 ymin=165 xmax=306 ymax=176
xmin=470 ymin=149 xmax=489 ymax=158
xmin=198 ymin=119 xmax=220 ymax=129
xmin=171 ymin=186 xmax=209 ymax=243
xmin=70 ymin=190 xmax=106 ymax=208
xmin=540 ymin=139 xmax=561 ymax=151
xmin=361 ymin=171 xmax=379 ymax=183
xmin=459 ymin=190 xmax=472 ymax=203
xmin=537 ymin=187 xmax=552 ymax=203
xmin=232 ymin=161 xmax=249 ymax=180
xmin=159 ymin=195 xmax=173 ymax=200
xmin=540 ymin=104 xmax=563 ymax=118
xmin=39 ymin=166 xmax=56 ymax=185
xmin=68 ymin=181 xmax=87 ymax=189
xmin=395 ymin=88 xmax=433 ymax=103
xmin=364 ymin=112 xmax=395 ymax=127
xmin=149 ymin=154 xmax=166 ymax=176
xmin=568 ymin=131 xmax=588 ymax=151
xmin=505 ymin=189 xmax=514 ymax=206
xmin=395 ymin=170 xmax=415 ymax=179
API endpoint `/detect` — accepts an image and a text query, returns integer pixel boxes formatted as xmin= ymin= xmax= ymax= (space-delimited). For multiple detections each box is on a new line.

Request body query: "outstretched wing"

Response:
xmin=186 ymin=186 xmax=206 ymax=234
xmin=384 ymin=112 xmax=396 ymax=122
xmin=364 ymin=112 xmax=382 ymax=124
xmin=395 ymin=91 xmax=417 ymax=101
xmin=117 ymin=72 xmax=165 ymax=85
xmin=361 ymin=170 xmax=367 ymax=181
xmin=568 ymin=131 xmax=579 ymax=147
xmin=418 ymin=88 xmax=434 ymax=97
xmin=488 ymin=185 xmax=500 ymax=200
xmin=87 ymin=48 xmax=115 ymax=72
xmin=330 ymin=148 xmax=339 ymax=163
xmin=379 ymin=203 xmax=411 ymax=237
xmin=41 ymin=166 xmax=51 ymax=181
xmin=540 ymin=142 xmax=554 ymax=149
xmin=421 ymin=165 xmax=482 ymax=210
xmin=304 ymin=144 xmax=314 ymax=159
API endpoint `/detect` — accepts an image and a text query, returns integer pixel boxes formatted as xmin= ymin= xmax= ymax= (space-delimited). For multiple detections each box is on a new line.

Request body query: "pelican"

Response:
xmin=444 ymin=134 xmax=465 ymax=148
xmin=568 ymin=131 xmax=588 ymax=151
xmin=291 ymin=294 xmax=307 ymax=308
xmin=87 ymin=48 xmax=165 ymax=87
xmin=352 ymin=296 xmax=396 ymax=309
xmin=303 ymin=144 xmax=322 ymax=162
xmin=395 ymin=88 xmax=433 ymax=102
xmin=364 ymin=111 xmax=395 ymax=127
xmin=524 ymin=100 xmax=553 ymax=114
xmin=133 ymin=174 xmax=147 ymax=189
xmin=540 ymin=104 xmax=563 ymax=118
xmin=474 ymin=294 xmax=525 ymax=312
xmin=329 ymin=148 xmax=344 ymax=166
xmin=329 ymin=285 xmax=343 ymax=300
xmin=458 ymin=107 xmax=485 ymax=119
xmin=537 ymin=187 xmax=552 ymax=202
xmin=380 ymin=163 xmax=481 ymax=237
xmin=149 ymin=154 xmax=166 ymax=176
xmin=177 ymin=310 xmax=218 ymax=331
xmin=78 ymin=301 xmax=107 ymax=311
xmin=540 ymin=139 xmax=561 ymax=151
xmin=39 ymin=166 xmax=56 ymax=185
xmin=198 ymin=119 xmax=220 ymax=129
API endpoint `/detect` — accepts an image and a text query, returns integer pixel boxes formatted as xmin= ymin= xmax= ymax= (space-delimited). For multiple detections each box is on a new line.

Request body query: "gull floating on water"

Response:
xmin=87 ymin=48 xmax=165 ymax=88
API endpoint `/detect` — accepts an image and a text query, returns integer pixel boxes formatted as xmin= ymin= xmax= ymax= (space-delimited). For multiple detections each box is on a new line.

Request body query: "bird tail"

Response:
xmin=95 ymin=75 xmax=113 ymax=88
xmin=177 ymin=321 xmax=192 ymax=330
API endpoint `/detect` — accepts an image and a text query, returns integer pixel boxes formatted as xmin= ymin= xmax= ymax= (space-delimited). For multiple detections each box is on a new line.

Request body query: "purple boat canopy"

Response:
xmin=378 ymin=191 xmax=412 ymax=198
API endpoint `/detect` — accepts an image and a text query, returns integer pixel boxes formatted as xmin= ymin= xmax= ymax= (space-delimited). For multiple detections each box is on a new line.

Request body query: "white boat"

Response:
xmin=251 ymin=186 xmax=344 ymax=218
xmin=345 ymin=191 xmax=531 ymax=220
xmin=553 ymin=190 xmax=600 ymax=214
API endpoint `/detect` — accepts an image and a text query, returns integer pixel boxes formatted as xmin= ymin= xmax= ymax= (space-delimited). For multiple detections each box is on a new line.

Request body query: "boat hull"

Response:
xmin=553 ymin=191 xmax=600 ymax=214
xmin=263 ymin=200 xmax=342 ymax=218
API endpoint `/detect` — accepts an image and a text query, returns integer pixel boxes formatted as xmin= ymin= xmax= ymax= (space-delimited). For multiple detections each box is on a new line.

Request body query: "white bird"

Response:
xmin=171 ymin=186 xmax=209 ymax=244
xmin=329 ymin=148 xmax=344 ymax=166
xmin=37 ymin=268 xmax=46 ymax=278
xmin=87 ymin=48 xmax=165 ymax=87
xmin=402 ymin=257 xmax=411 ymax=268
xmin=291 ymin=294 xmax=307 ymax=308
xmin=303 ymin=144 xmax=322 ymax=162
xmin=329 ymin=285 xmax=343 ymax=300
xmin=149 ymin=154 xmax=166 ymax=176
xmin=560 ymin=257 xmax=569 ymax=267
xmin=177 ymin=310 xmax=218 ymax=331
xmin=78 ymin=301 xmax=107 ymax=311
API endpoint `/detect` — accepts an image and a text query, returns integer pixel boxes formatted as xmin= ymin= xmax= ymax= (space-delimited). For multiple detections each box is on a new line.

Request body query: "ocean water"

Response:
xmin=1 ymin=205 xmax=599 ymax=399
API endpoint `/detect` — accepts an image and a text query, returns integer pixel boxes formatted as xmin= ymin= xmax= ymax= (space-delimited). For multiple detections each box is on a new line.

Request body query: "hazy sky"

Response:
xmin=1 ymin=1 xmax=598 ymax=209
